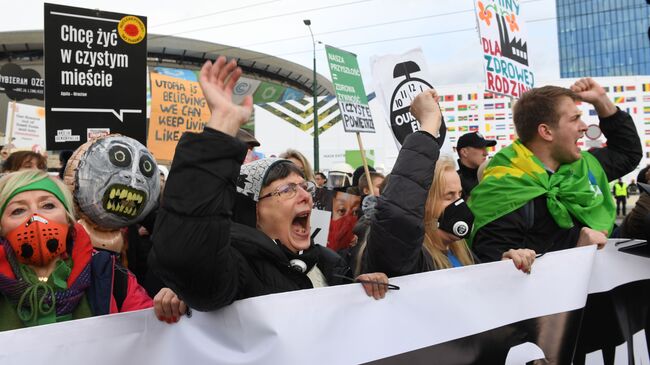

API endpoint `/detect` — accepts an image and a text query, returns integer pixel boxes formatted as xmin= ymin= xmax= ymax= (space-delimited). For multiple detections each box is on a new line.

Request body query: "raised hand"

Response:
xmin=199 ymin=56 xmax=254 ymax=136
xmin=570 ymin=78 xmax=616 ymax=117
xmin=409 ymin=89 xmax=442 ymax=137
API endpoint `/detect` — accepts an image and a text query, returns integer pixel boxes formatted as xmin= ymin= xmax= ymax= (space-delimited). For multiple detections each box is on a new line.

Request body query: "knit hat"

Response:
xmin=234 ymin=158 xmax=289 ymax=227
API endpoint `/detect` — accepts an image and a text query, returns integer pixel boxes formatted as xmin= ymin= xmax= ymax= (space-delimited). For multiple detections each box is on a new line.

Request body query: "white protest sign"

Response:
xmin=5 ymin=101 xmax=47 ymax=152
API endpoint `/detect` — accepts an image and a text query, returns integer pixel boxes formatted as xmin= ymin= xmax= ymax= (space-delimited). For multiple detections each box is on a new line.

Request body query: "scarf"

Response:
xmin=0 ymin=240 xmax=91 ymax=327
xmin=468 ymin=140 xmax=615 ymax=244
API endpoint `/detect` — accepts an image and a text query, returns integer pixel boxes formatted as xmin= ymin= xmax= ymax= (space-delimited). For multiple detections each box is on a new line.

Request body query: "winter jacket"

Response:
xmin=149 ymin=128 xmax=350 ymax=312
xmin=457 ymin=160 xmax=479 ymax=199
xmin=472 ymin=109 xmax=642 ymax=262
xmin=0 ymin=224 xmax=152 ymax=331
xmin=363 ymin=131 xmax=443 ymax=277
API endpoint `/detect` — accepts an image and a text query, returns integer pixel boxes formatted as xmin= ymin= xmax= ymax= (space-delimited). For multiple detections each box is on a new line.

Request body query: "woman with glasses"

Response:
xmin=149 ymin=57 xmax=391 ymax=312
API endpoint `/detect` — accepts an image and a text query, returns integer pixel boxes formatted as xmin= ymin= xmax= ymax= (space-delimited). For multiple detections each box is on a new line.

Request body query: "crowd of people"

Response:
xmin=0 ymin=56 xmax=645 ymax=335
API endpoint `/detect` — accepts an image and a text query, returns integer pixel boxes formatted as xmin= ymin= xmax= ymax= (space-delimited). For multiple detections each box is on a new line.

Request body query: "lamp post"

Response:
xmin=303 ymin=19 xmax=319 ymax=172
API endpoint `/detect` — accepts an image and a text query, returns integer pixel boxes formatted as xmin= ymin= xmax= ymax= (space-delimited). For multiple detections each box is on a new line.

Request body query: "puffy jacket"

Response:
xmin=0 ymin=224 xmax=152 ymax=331
xmin=149 ymin=128 xmax=350 ymax=312
xmin=363 ymin=131 xmax=442 ymax=277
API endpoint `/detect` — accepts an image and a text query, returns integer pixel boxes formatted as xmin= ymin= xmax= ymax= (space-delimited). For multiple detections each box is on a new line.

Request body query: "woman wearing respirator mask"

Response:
xmin=0 ymin=170 xmax=157 ymax=331
xmin=361 ymin=90 xmax=535 ymax=276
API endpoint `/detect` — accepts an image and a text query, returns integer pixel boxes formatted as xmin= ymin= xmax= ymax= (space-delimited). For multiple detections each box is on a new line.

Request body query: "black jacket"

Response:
xmin=363 ymin=131 xmax=442 ymax=277
xmin=148 ymin=128 xmax=348 ymax=311
xmin=457 ymin=160 xmax=479 ymax=199
xmin=473 ymin=109 xmax=643 ymax=262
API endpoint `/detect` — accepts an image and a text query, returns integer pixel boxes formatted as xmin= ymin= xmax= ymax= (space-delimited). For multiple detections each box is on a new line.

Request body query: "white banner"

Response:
xmin=1 ymin=244 xmax=649 ymax=364
xmin=4 ymin=101 xmax=47 ymax=153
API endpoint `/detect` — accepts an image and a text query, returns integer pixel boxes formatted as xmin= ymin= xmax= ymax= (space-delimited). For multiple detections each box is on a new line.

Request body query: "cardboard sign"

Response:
xmin=147 ymin=73 xmax=210 ymax=162
xmin=310 ymin=209 xmax=332 ymax=246
xmin=474 ymin=0 xmax=535 ymax=98
xmin=44 ymin=3 xmax=147 ymax=149
xmin=325 ymin=45 xmax=374 ymax=133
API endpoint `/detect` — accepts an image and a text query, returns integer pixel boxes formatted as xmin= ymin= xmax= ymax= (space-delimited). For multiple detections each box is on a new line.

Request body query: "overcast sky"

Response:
xmin=0 ymin=0 xmax=559 ymax=88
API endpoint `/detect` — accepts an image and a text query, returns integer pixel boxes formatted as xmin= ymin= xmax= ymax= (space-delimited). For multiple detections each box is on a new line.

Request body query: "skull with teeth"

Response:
xmin=64 ymin=135 xmax=161 ymax=232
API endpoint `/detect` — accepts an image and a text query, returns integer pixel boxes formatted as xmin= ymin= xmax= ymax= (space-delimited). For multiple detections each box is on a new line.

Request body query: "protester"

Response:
xmin=2 ymin=151 xmax=47 ymax=173
xmin=0 ymin=170 xmax=156 ymax=331
xmin=149 ymin=57 xmax=391 ymax=312
xmin=314 ymin=172 xmax=327 ymax=188
xmin=612 ymin=178 xmax=628 ymax=216
xmin=470 ymin=78 xmax=642 ymax=262
xmin=456 ymin=132 xmax=496 ymax=198
xmin=358 ymin=171 xmax=385 ymax=197
xmin=362 ymin=90 xmax=535 ymax=277
xmin=280 ymin=149 xmax=315 ymax=182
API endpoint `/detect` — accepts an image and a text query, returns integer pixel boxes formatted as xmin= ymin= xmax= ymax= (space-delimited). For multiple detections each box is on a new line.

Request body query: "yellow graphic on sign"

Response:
xmin=118 ymin=16 xmax=146 ymax=44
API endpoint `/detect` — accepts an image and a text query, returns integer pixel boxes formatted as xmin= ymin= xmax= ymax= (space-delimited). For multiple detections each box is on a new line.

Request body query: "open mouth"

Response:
xmin=291 ymin=211 xmax=311 ymax=238
xmin=101 ymin=184 xmax=147 ymax=218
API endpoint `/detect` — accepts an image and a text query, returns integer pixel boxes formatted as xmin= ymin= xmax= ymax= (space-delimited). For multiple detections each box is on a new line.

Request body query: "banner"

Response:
xmin=44 ymin=3 xmax=147 ymax=149
xmin=1 ymin=244 xmax=648 ymax=364
xmin=325 ymin=45 xmax=374 ymax=133
xmin=4 ymin=102 xmax=47 ymax=152
xmin=474 ymin=0 xmax=535 ymax=98
xmin=0 ymin=63 xmax=44 ymax=101
xmin=147 ymin=73 xmax=210 ymax=162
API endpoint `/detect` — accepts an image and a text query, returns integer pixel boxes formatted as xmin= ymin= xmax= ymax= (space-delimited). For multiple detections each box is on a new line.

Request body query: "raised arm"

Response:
xmin=571 ymin=78 xmax=642 ymax=180
xmin=364 ymin=90 xmax=443 ymax=276
xmin=149 ymin=57 xmax=253 ymax=311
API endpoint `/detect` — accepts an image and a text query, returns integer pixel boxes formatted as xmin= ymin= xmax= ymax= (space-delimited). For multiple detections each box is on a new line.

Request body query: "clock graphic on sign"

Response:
xmin=390 ymin=61 xmax=433 ymax=145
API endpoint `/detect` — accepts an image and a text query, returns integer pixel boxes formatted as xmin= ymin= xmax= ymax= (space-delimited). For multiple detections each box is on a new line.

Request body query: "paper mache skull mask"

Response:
xmin=64 ymin=135 xmax=160 ymax=230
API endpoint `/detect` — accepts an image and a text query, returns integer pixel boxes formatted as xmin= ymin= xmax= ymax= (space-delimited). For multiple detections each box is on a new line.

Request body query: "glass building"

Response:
xmin=557 ymin=1 xmax=650 ymax=77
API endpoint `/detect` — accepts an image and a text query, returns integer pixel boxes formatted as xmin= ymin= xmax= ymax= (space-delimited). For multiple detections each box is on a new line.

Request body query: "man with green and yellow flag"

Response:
xmin=469 ymin=78 xmax=642 ymax=262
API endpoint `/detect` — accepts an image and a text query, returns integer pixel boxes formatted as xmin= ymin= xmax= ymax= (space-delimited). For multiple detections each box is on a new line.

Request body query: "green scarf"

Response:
xmin=468 ymin=140 xmax=615 ymax=245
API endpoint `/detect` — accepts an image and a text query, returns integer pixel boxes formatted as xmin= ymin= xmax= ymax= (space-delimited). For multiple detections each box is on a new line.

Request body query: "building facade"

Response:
xmin=557 ymin=0 xmax=650 ymax=78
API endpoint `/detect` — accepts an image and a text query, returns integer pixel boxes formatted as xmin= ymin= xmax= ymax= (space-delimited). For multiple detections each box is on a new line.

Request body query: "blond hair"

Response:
xmin=422 ymin=156 xmax=475 ymax=269
xmin=0 ymin=170 xmax=76 ymax=234
xmin=279 ymin=149 xmax=315 ymax=182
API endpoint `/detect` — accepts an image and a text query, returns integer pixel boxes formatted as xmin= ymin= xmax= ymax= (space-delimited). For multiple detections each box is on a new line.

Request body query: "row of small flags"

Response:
xmin=441 ymin=92 xmax=506 ymax=101
xmin=605 ymin=83 xmax=650 ymax=92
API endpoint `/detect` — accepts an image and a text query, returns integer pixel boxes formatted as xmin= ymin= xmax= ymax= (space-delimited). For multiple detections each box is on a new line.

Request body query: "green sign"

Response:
xmin=345 ymin=149 xmax=375 ymax=168
xmin=325 ymin=45 xmax=374 ymax=133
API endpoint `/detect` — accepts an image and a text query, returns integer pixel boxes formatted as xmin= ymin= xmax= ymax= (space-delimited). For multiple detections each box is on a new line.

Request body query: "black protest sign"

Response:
xmin=44 ymin=3 xmax=147 ymax=150
xmin=0 ymin=63 xmax=44 ymax=101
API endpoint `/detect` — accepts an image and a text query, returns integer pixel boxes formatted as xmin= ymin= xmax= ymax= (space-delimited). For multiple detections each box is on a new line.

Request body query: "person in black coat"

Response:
xmin=149 ymin=56 xmax=390 ymax=312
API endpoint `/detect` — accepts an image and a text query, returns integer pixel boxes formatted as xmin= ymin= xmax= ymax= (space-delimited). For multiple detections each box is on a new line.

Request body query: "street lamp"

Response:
xmin=303 ymin=19 xmax=319 ymax=172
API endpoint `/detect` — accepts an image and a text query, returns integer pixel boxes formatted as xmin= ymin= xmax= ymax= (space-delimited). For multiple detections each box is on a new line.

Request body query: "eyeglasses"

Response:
xmin=258 ymin=181 xmax=316 ymax=201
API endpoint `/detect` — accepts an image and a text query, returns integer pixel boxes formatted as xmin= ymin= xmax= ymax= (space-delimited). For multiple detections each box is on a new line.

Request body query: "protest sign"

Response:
xmin=147 ymin=73 xmax=210 ymax=162
xmin=325 ymin=45 xmax=374 ymax=133
xmin=474 ymin=0 xmax=535 ymax=98
xmin=4 ymin=102 xmax=47 ymax=152
xmin=371 ymin=48 xmax=450 ymax=152
xmin=44 ymin=3 xmax=147 ymax=149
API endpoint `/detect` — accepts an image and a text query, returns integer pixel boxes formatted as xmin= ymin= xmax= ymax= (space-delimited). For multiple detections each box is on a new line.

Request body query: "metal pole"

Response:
xmin=304 ymin=20 xmax=319 ymax=172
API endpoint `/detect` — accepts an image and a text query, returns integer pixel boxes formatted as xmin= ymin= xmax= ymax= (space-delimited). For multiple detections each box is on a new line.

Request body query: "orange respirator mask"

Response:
xmin=6 ymin=214 xmax=69 ymax=266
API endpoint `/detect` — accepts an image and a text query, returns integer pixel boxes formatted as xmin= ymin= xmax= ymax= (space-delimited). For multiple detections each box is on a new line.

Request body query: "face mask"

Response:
xmin=438 ymin=198 xmax=474 ymax=239
xmin=6 ymin=214 xmax=69 ymax=267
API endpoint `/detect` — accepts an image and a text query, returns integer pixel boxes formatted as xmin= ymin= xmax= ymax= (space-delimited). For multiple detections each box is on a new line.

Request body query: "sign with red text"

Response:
xmin=474 ymin=0 xmax=534 ymax=98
